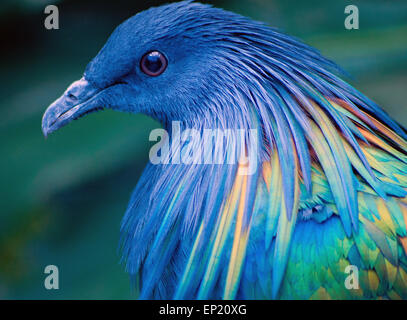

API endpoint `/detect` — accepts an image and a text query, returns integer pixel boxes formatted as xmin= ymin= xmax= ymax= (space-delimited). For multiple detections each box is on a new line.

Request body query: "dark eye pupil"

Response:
xmin=141 ymin=51 xmax=167 ymax=76
xmin=145 ymin=53 xmax=162 ymax=72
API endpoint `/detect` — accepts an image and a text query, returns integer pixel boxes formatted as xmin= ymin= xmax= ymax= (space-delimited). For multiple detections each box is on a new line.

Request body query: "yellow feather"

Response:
xmin=310 ymin=287 xmax=331 ymax=300
xmin=367 ymin=270 xmax=380 ymax=292
xmin=224 ymin=170 xmax=249 ymax=299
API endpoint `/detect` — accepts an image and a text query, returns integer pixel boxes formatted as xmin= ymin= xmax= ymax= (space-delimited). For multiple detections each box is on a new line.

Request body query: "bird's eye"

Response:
xmin=140 ymin=51 xmax=168 ymax=76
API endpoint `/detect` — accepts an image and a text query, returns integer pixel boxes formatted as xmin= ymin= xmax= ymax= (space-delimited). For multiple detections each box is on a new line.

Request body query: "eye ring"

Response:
xmin=140 ymin=51 xmax=168 ymax=76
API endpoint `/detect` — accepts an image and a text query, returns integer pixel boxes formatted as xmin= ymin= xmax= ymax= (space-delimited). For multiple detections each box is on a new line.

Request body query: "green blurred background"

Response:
xmin=0 ymin=0 xmax=406 ymax=299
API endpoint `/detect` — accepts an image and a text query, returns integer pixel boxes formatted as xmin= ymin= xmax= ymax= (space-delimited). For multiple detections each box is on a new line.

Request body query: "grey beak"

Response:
xmin=41 ymin=77 xmax=101 ymax=137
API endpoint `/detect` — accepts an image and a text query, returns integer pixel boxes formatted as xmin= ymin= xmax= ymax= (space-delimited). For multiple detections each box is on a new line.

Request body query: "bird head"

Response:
xmin=42 ymin=1 xmax=251 ymax=136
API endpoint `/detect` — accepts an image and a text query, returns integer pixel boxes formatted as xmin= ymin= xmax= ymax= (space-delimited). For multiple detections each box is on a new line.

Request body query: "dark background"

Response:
xmin=0 ymin=0 xmax=406 ymax=299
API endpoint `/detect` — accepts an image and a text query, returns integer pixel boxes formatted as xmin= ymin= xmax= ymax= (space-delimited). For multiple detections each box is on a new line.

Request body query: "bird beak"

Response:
xmin=41 ymin=77 xmax=103 ymax=137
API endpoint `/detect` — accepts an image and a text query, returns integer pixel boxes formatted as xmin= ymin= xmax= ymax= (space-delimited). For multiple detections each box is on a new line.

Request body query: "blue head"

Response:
xmin=42 ymin=1 xmax=228 ymax=133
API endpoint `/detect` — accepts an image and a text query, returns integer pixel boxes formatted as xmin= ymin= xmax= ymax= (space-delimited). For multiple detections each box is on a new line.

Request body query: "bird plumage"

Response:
xmin=42 ymin=1 xmax=407 ymax=299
